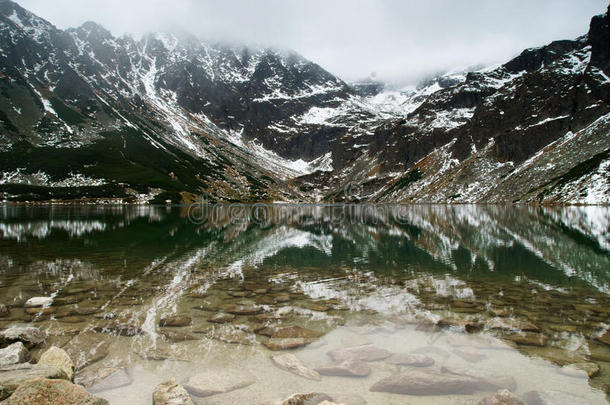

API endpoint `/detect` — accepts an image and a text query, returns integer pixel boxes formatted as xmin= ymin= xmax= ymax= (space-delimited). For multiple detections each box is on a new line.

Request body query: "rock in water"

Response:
xmin=271 ymin=353 xmax=321 ymax=380
xmin=263 ymin=338 xmax=314 ymax=351
xmin=523 ymin=390 xmax=590 ymax=405
xmin=0 ymin=364 xmax=68 ymax=400
xmin=385 ymin=353 xmax=434 ymax=367
xmin=258 ymin=326 xmax=324 ymax=339
xmin=0 ymin=343 xmax=29 ymax=367
xmin=278 ymin=392 xmax=334 ymax=405
xmin=315 ymin=359 xmax=371 ymax=377
xmin=598 ymin=330 xmax=610 ymax=345
xmin=327 ymin=345 xmax=392 ymax=362
xmin=184 ymin=370 xmax=254 ymax=397
xmin=0 ymin=325 xmax=46 ymax=348
xmin=478 ymin=389 xmax=525 ymax=405
xmin=369 ymin=369 xmax=480 ymax=395
xmin=24 ymin=297 xmax=53 ymax=308
xmin=82 ymin=367 xmax=132 ymax=393
xmin=38 ymin=346 xmax=75 ymax=381
xmin=223 ymin=304 xmax=263 ymax=315
xmin=153 ymin=379 xmax=195 ymax=405
xmin=159 ymin=316 xmax=192 ymax=327
xmin=0 ymin=304 xmax=9 ymax=318
xmin=207 ymin=313 xmax=235 ymax=324
xmin=453 ymin=347 xmax=488 ymax=363
xmin=2 ymin=378 xmax=108 ymax=405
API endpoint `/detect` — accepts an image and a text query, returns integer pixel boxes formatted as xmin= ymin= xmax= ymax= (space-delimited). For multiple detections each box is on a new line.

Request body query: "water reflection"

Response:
xmin=0 ymin=204 xmax=608 ymax=404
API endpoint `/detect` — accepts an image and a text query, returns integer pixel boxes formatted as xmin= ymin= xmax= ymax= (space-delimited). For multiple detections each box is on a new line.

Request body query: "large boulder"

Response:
xmin=2 ymin=378 xmax=108 ymax=404
xmin=0 ymin=343 xmax=29 ymax=367
xmin=0 ymin=364 xmax=68 ymax=400
xmin=152 ymin=378 xmax=195 ymax=405
xmin=38 ymin=347 xmax=75 ymax=381
xmin=0 ymin=326 xmax=46 ymax=348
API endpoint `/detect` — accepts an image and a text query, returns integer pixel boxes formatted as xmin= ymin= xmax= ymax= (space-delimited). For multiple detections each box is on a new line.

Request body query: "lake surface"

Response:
xmin=0 ymin=204 xmax=609 ymax=404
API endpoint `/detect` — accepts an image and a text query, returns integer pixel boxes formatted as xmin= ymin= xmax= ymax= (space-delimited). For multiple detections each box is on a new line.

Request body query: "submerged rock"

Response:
xmin=0 ymin=325 xmax=46 ymax=348
xmin=184 ymin=370 xmax=254 ymax=397
xmin=271 ymin=353 xmax=321 ymax=380
xmin=503 ymin=332 xmax=547 ymax=347
xmin=207 ymin=313 xmax=235 ymax=324
xmin=159 ymin=316 xmax=192 ymax=327
xmin=224 ymin=304 xmax=263 ymax=315
xmin=3 ymin=378 xmax=108 ymax=404
xmin=523 ymin=390 xmax=590 ymax=405
xmin=38 ymin=346 xmax=75 ymax=381
xmin=263 ymin=338 xmax=314 ymax=351
xmin=485 ymin=318 xmax=540 ymax=333
xmin=559 ymin=362 xmax=600 ymax=378
xmin=385 ymin=353 xmax=434 ymax=367
xmin=598 ymin=330 xmax=610 ymax=345
xmin=93 ymin=322 xmax=143 ymax=337
xmin=327 ymin=345 xmax=392 ymax=362
xmin=258 ymin=326 xmax=324 ymax=339
xmin=153 ymin=378 xmax=195 ymax=405
xmin=369 ymin=369 xmax=480 ymax=395
xmin=0 ymin=363 xmax=68 ymax=400
xmin=0 ymin=342 xmax=29 ymax=367
xmin=159 ymin=330 xmax=199 ymax=343
xmin=453 ymin=347 xmax=488 ymax=363
xmin=315 ymin=359 xmax=371 ymax=377
xmin=24 ymin=297 xmax=53 ymax=308
xmin=477 ymin=389 xmax=525 ymax=405
xmin=277 ymin=392 xmax=334 ymax=405
xmin=86 ymin=367 xmax=132 ymax=393
xmin=0 ymin=304 xmax=8 ymax=318
xmin=63 ymin=334 xmax=110 ymax=370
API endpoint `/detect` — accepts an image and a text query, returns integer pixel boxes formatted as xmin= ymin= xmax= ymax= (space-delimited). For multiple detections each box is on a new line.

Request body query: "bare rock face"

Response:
xmin=2 ymin=378 xmax=108 ymax=405
xmin=369 ymin=369 xmax=481 ymax=395
xmin=0 ymin=343 xmax=29 ymax=367
xmin=152 ymin=378 xmax=195 ymax=405
xmin=38 ymin=346 xmax=75 ymax=381
xmin=327 ymin=345 xmax=391 ymax=362
xmin=314 ymin=359 xmax=371 ymax=377
xmin=477 ymin=389 xmax=525 ymax=405
xmin=271 ymin=353 xmax=321 ymax=380
xmin=184 ymin=370 xmax=254 ymax=398
xmin=159 ymin=316 xmax=192 ymax=327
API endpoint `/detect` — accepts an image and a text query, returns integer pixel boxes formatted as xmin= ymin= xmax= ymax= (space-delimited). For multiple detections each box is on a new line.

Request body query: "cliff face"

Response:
xmin=0 ymin=0 xmax=608 ymax=204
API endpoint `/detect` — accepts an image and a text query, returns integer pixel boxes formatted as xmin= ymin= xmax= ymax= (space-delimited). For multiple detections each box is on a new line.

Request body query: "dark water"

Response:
xmin=0 ymin=204 xmax=608 ymax=404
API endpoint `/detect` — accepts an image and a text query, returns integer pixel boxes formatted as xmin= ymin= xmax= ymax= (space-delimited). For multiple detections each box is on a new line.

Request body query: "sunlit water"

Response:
xmin=0 ymin=204 xmax=608 ymax=404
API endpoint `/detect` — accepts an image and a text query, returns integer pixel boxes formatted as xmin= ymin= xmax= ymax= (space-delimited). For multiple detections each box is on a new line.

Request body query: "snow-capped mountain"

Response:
xmin=0 ymin=0 xmax=608 ymax=204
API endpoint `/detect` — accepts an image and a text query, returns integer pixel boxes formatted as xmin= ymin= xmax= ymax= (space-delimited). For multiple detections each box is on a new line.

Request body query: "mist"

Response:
xmin=16 ymin=0 xmax=608 ymax=84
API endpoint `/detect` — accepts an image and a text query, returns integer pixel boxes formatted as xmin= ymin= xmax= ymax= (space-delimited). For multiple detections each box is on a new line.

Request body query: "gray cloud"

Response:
xmin=16 ymin=0 xmax=608 ymax=84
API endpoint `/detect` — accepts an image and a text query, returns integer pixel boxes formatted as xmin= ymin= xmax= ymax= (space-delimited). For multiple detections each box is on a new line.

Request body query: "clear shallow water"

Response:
xmin=0 ymin=204 xmax=608 ymax=404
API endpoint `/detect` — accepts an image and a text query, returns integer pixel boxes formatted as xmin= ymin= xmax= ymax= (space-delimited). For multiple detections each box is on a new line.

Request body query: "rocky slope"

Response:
xmin=0 ymin=0 xmax=608 ymax=204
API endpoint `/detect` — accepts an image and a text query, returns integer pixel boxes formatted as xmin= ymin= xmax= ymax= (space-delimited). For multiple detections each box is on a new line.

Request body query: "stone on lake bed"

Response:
xmin=277 ymin=392 xmax=334 ymax=405
xmin=159 ymin=330 xmax=199 ymax=343
xmin=0 ymin=342 xmax=29 ymax=367
xmin=559 ymin=362 xmax=600 ymax=378
xmin=224 ymin=304 xmax=263 ymax=315
xmin=153 ymin=378 xmax=195 ymax=405
xmin=184 ymin=370 xmax=254 ymax=397
xmin=369 ymin=369 xmax=481 ymax=395
xmin=485 ymin=318 xmax=540 ymax=333
xmin=453 ymin=347 xmax=488 ymax=363
xmin=263 ymin=338 xmax=314 ymax=351
xmin=327 ymin=345 xmax=392 ymax=362
xmin=159 ymin=315 xmax=192 ymax=327
xmin=0 ymin=325 xmax=46 ymax=348
xmin=207 ymin=312 xmax=235 ymax=323
xmin=63 ymin=334 xmax=111 ymax=371
xmin=315 ymin=359 xmax=371 ymax=377
xmin=385 ymin=353 xmax=434 ymax=367
xmin=271 ymin=353 xmax=321 ymax=380
xmin=598 ymin=330 xmax=610 ymax=345
xmin=0 ymin=304 xmax=9 ymax=317
xmin=24 ymin=297 xmax=53 ymax=308
xmin=93 ymin=322 xmax=143 ymax=337
xmin=523 ymin=390 xmax=591 ymax=405
xmin=25 ymin=306 xmax=56 ymax=315
xmin=1 ymin=378 xmax=109 ymax=405
xmin=38 ymin=346 xmax=75 ymax=381
xmin=84 ymin=367 xmax=132 ymax=393
xmin=503 ymin=332 xmax=547 ymax=347
xmin=477 ymin=389 xmax=525 ymax=405
xmin=258 ymin=325 xmax=324 ymax=339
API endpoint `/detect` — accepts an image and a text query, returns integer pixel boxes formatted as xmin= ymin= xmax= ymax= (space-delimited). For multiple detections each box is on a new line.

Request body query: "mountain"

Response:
xmin=0 ymin=0 xmax=608 ymax=204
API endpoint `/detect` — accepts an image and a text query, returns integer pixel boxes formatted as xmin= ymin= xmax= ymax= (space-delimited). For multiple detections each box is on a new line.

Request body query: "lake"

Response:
xmin=0 ymin=204 xmax=608 ymax=404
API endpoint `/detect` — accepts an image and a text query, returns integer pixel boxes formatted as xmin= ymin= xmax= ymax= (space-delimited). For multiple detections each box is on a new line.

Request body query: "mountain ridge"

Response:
xmin=0 ymin=0 xmax=608 ymax=204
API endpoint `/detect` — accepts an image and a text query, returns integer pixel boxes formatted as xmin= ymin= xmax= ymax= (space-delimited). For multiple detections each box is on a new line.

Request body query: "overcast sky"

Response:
xmin=16 ymin=0 xmax=608 ymax=84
